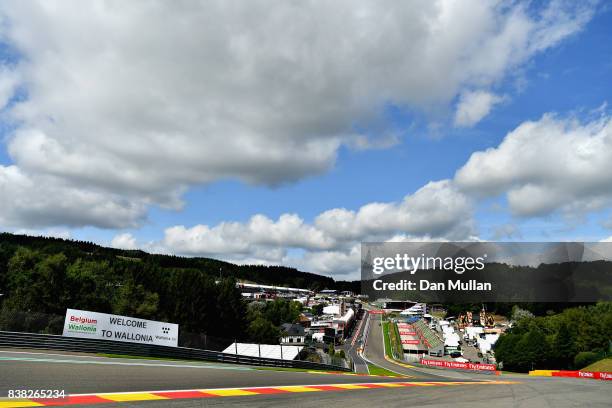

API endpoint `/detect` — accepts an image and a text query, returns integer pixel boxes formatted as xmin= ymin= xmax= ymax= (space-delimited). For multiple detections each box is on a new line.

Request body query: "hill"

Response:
xmin=582 ymin=358 xmax=612 ymax=373
xmin=0 ymin=232 xmax=358 ymax=344
xmin=0 ymin=233 xmax=357 ymax=292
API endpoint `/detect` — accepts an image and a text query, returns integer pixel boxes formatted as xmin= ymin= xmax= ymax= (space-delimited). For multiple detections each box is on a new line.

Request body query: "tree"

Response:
xmin=166 ymin=269 xmax=218 ymax=334
xmin=494 ymin=333 xmax=520 ymax=371
xmin=216 ymin=278 xmax=247 ymax=340
xmin=113 ymin=280 xmax=159 ymax=319
xmin=263 ymin=299 xmax=302 ymax=326
xmin=574 ymin=351 xmax=602 ymax=369
xmin=511 ymin=305 xmax=534 ymax=322
xmin=5 ymin=249 xmax=68 ymax=315
xmin=247 ymin=316 xmax=280 ymax=344
xmin=312 ymin=303 xmax=326 ymax=316
xmin=514 ymin=327 xmax=549 ymax=371
xmin=65 ymin=259 xmax=114 ymax=312
xmin=552 ymin=321 xmax=574 ymax=368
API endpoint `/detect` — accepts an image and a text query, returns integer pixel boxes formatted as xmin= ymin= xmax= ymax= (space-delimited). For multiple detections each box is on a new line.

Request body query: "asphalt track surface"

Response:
xmin=66 ymin=379 xmax=611 ymax=408
xmin=343 ymin=311 xmax=371 ymax=374
xmin=0 ymin=314 xmax=610 ymax=407
xmin=362 ymin=314 xmax=451 ymax=379
xmin=0 ymin=349 xmax=412 ymax=395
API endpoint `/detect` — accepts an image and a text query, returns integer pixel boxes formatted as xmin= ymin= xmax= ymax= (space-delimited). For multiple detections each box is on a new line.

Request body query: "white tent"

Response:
xmin=223 ymin=343 xmax=303 ymax=360
xmin=323 ymin=305 xmax=341 ymax=316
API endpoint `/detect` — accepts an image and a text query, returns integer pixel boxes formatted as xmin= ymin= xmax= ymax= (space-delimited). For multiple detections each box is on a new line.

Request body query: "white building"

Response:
xmin=400 ymin=303 xmax=426 ymax=316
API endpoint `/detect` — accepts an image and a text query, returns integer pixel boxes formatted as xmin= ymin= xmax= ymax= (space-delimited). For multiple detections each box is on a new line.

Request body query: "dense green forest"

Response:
xmin=0 ymin=233 xmax=355 ymax=346
xmin=494 ymin=303 xmax=612 ymax=372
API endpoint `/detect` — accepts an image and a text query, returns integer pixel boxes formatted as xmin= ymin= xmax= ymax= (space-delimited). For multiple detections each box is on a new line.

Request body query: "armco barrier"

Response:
xmin=0 ymin=331 xmax=350 ymax=372
xmin=529 ymin=369 xmax=612 ymax=381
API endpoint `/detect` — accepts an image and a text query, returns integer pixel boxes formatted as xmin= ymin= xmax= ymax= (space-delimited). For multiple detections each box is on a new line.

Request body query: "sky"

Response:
xmin=0 ymin=0 xmax=611 ymax=279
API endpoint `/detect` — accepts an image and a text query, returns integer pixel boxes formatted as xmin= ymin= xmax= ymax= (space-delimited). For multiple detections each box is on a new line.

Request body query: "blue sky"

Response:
xmin=0 ymin=1 xmax=611 ymax=278
xmin=121 ymin=7 xmax=612 ymax=240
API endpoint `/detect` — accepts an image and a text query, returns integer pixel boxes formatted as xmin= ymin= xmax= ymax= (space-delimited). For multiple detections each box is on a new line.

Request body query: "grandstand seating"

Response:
xmin=413 ymin=319 xmax=444 ymax=351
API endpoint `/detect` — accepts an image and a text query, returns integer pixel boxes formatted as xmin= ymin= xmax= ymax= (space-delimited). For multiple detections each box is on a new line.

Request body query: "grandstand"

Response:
xmin=413 ymin=319 xmax=444 ymax=356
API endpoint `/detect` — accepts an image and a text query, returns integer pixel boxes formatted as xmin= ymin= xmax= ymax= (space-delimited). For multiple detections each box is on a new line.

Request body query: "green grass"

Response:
xmin=96 ymin=353 xmax=185 ymax=361
xmin=582 ymin=357 xmax=612 ymax=372
xmin=367 ymin=363 xmax=403 ymax=377
xmin=391 ymin=322 xmax=404 ymax=357
xmin=115 ymin=255 xmax=142 ymax=262
xmin=98 ymin=353 xmax=345 ymax=373
xmin=381 ymin=321 xmax=394 ymax=359
xmin=254 ymin=366 xmax=324 ymax=373
xmin=381 ymin=321 xmax=404 ymax=361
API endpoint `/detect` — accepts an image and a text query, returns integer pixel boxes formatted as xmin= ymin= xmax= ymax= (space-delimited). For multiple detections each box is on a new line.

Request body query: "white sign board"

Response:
xmin=62 ymin=308 xmax=179 ymax=347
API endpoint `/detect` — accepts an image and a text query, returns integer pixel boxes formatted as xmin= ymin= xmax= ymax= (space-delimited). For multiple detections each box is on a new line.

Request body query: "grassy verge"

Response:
xmin=367 ymin=363 xmax=403 ymax=377
xmin=499 ymin=370 xmax=530 ymax=376
xmin=382 ymin=321 xmax=404 ymax=361
xmin=97 ymin=353 xmax=349 ymax=373
xmin=381 ymin=321 xmax=393 ymax=359
xmin=96 ymin=353 xmax=185 ymax=362
xmin=391 ymin=322 xmax=404 ymax=357
xmin=582 ymin=357 xmax=612 ymax=372
xmin=255 ymin=366 xmax=324 ymax=373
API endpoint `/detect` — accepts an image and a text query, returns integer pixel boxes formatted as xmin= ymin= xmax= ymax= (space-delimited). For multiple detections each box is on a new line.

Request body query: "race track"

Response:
xmin=0 ymin=349 xmax=411 ymax=395
xmin=0 ymin=313 xmax=610 ymax=407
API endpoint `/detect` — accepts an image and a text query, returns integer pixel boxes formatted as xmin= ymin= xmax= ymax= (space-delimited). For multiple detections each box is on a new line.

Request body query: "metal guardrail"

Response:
xmin=0 ymin=331 xmax=351 ymax=372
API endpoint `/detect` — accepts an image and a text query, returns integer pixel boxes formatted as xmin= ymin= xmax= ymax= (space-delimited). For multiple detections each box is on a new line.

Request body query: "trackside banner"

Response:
xmin=62 ymin=308 xmax=179 ymax=347
xmin=420 ymin=358 xmax=496 ymax=371
xmin=551 ymin=370 xmax=612 ymax=380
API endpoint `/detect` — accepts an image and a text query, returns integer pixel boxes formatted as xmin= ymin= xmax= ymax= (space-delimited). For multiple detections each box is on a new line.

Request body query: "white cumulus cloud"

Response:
xmin=454 ymin=90 xmax=504 ymax=127
xmin=455 ymin=113 xmax=612 ymax=217
xmin=111 ymin=233 xmax=138 ymax=250
xmin=156 ymin=179 xmax=474 ymax=277
xmin=0 ymin=0 xmax=596 ymax=229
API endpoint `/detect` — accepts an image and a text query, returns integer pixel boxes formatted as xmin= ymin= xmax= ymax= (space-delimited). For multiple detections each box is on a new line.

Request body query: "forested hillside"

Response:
xmin=0 ymin=233 xmax=357 ymax=344
xmin=495 ymin=302 xmax=612 ymax=372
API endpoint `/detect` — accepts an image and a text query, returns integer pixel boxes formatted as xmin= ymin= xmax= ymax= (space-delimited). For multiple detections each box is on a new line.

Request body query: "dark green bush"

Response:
xmin=573 ymin=351 xmax=602 ymax=369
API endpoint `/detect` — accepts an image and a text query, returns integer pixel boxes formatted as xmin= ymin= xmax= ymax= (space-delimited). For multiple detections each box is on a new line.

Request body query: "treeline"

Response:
xmin=494 ymin=302 xmax=612 ymax=372
xmin=443 ymin=302 xmax=595 ymax=318
xmin=0 ymin=233 xmax=358 ymax=292
xmin=245 ymin=299 xmax=303 ymax=344
xmin=0 ymin=233 xmax=355 ymax=345
xmin=0 ymin=246 xmax=248 ymax=342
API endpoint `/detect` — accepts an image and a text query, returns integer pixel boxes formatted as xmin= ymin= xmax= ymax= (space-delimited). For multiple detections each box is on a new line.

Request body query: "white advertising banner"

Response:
xmin=62 ymin=308 xmax=179 ymax=347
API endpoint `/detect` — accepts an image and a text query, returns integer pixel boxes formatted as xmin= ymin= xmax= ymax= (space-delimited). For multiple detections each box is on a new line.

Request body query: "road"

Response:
xmin=0 ymin=349 xmax=411 ymax=395
xmin=0 ymin=315 xmax=610 ymax=407
xmin=59 ymin=378 xmax=610 ymax=408
xmin=362 ymin=314 xmax=451 ymax=379
xmin=359 ymin=313 xmax=611 ymax=406
xmin=342 ymin=310 xmax=370 ymax=374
